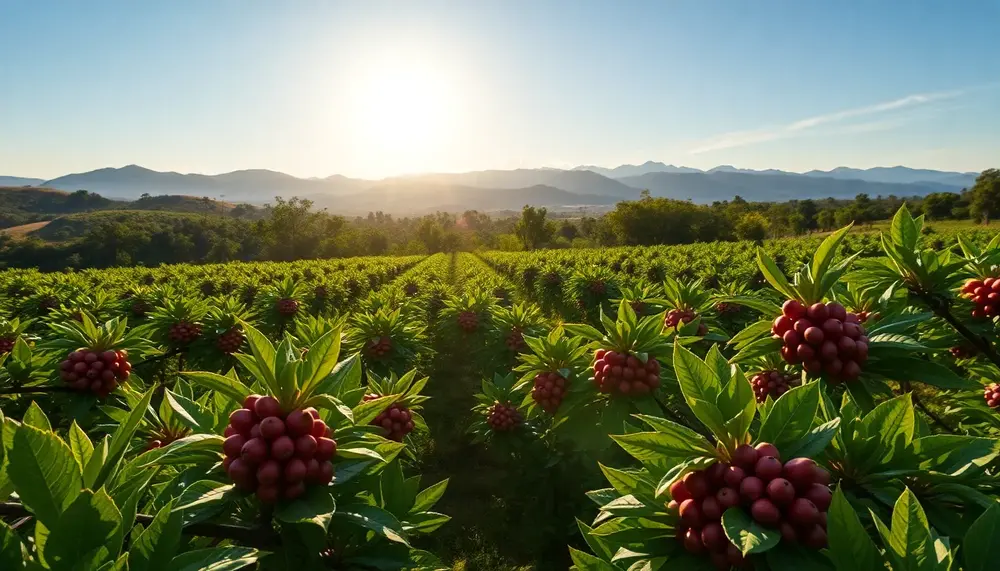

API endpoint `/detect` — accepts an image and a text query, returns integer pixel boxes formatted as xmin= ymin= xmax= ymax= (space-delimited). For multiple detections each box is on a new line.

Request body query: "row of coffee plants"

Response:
xmin=467 ymin=209 xmax=1000 ymax=570
xmin=0 ymin=254 xmax=458 ymax=569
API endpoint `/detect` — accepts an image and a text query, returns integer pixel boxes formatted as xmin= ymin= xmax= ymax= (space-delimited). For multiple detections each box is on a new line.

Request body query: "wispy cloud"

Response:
xmin=689 ymin=90 xmax=964 ymax=154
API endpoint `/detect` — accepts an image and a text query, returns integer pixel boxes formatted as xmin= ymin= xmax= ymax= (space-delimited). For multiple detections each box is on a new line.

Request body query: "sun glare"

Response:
xmin=348 ymin=59 xmax=456 ymax=171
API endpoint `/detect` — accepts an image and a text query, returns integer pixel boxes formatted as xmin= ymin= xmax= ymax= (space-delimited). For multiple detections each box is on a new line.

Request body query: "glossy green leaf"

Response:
xmin=757 ymin=382 xmax=819 ymax=451
xmin=8 ymin=425 xmax=82 ymax=525
xmin=722 ymin=507 xmax=780 ymax=555
xmin=131 ymin=501 xmax=183 ymax=571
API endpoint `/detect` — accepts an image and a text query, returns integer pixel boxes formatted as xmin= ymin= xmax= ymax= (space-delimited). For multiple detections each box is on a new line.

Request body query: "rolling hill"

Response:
xmin=0 ymin=162 xmax=982 ymax=213
xmin=0 ymin=176 xmax=45 ymax=186
xmin=616 ymin=171 xmax=959 ymax=204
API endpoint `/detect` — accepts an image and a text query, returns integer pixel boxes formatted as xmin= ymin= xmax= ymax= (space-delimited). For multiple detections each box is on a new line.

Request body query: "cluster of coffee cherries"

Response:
xmin=364 ymin=394 xmax=415 ymax=441
xmin=457 ymin=311 xmax=479 ymax=333
xmin=856 ymin=310 xmax=876 ymax=323
xmin=404 ymin=282 xmax=419 ymax=296
xmin=772 ymin=300 xmax=868 ymax=382
xmin=591 ymin=349 xmax=661 ymax=395
xmin=486 ymin=401 xmax=522 ymax=432
xmin=0 ymin=337 xmax=14 ymax=354
xmin=504 ymin=328 xmax=526 ymax=352
xmin=365 ymin=336 xmax=392 ymax=359
xmin=276 ymin=298 xmax=300 ymax=316
xmin=665 ymin=308 xmax=709 ymax=336
xmin=223 ymin=395 xmax=337 ymax=503
xmin=531 ymin=371 xmax=568 ymax=413
xmin=588 ymin=280 xmax=607 ymax=295
xmin=961 ymin=277 xmax=1000 ymax=318
xmin=216 ymin=327 xmax=244 ymax=354
xmin=750 ymin=371 xmax=799 ymax=403
xmin=984 ymin=383 xmax=1000 ymax=409
xmin=130 ymin=301 xmax=151 ymax=318
xmin=715 ymin=301 xmax=739 ymax=315
xmin=168 ymin=321 xmax=202 ymax=345
xmin=630 ymin=300 xmax=646 ymax=316
xmin=950 ymin=345 xmax=978 ymax=359
xmin=59 ymin=349 xmax=131 ymax=396
xmin=667 ymin=443 xmax=832 ymax=567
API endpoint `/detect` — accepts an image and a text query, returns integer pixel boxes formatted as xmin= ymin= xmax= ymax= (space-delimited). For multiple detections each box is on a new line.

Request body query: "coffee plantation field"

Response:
xmin=1 ymin=206 xmax=1000 ymax=570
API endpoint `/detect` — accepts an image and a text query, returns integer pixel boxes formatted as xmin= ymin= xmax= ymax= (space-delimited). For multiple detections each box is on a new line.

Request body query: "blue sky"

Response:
xmin=2 ymin=0 xmax=998 ymax=180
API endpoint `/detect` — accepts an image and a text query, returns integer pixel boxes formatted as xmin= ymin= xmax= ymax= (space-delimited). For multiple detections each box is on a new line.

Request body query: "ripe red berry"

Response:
xmin=701 ymin=522 xmax=727 ymax=551
xmin=684 ymin=471 xmax=710 ymax=500
xmin=826 ymin=301 xmax=847 ymax=321
xmin=723 ymin=465 xmax=746 ymax=487
xmin=284 ymin=458 xmax=307 ymax=482
xmin=788 ymin=498 xmax=820 ymax=526
xmin=802 ymin=524 xmax=827 ymax=549
xmin=285 ymin=409 xmax=314 ymax=437
xmin=812 ymin=466 xmax=831 ymax=486
xmin=716 ymin=487 xmax=740 ymax=509
xmin=732 ymin=444 xmax=758 ymax=468
xmin=783 ymin=458 xmax=818 ymax=488
xmin=740 ymin=476 xmax=764 ymax=501
xmin=765 ymin=478 xmax=796 ymax=506
xmin=706 ymin=462 xmax=727 ymax=486
xmin=223 ymin=434 xmax=247 ymax=458
xmin=803 ymin=327 xmax=825 ymax=346
xmin=750 ymin=498 xmax=781 ymax=525
xmin=805 ymin=483 xmax=832 ymax=511
xmin=254 ymin=396 xmax=282 ymax=419
xmin=243 ymin=394 xmax=262 ymax=411
xmin=754 ymin=456 xmax=783 ymax=481
xmin=679 ymin=499 xmax=703 ymax=528
xmin=683 ymin=528 xmax=705 ymax=554
xmin=318 ymin=461 xmax=334 ymax=484
xmin=256 ymin=460 xmax=281 ymax=485
xmin=227 ymin=457 xmax=252 ymax=482
xmin=806 ymin=303 xmax=828 ymax=322
xmin=259 ymin=417 xmax=286 ymax=440
xmin=315 ymin=437 xmax=337 ymax=461
xmin=270 ymin=435 xmax=295 ymax=461
xmin=782 ymin=300 xmax=806 ymax=319
xmin=701 ymin=496 xmax=722 ymax=520
xmin=229 ymin=409 xmax=256 ymax=435
xmin=240 ymin=438 xmax=269 ymax=465
xmin=310 ymin=419 xmax=329 ymax=439
xmin=295 ymin=434 xmax=318 ymax=458
xmin=754 ymin=442 xmax=780 ymax=460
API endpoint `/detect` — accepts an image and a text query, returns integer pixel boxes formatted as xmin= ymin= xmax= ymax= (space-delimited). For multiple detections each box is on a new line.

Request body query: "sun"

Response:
xmin=349 ymin=60 xmax=455 ymax=163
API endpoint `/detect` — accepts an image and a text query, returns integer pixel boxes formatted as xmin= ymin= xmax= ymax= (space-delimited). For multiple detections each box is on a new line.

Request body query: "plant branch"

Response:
xmin=654 ymin=395 xmax=716 ymax=444
xmin=914 ymin=290 xmax=1000 ymax=369
xmin=901 ymin=380 xmax=957 ymax=435
xmin=0 ymin=502 xmax=281 ymax=548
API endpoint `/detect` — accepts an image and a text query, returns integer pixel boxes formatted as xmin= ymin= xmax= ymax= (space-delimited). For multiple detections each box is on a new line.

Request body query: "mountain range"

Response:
xmin=0 ymin=163 xmax=981 ymax=214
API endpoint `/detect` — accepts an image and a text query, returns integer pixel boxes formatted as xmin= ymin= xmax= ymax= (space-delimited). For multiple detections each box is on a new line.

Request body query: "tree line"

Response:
xmin=0 ymin=169 xmax=995 ymax=268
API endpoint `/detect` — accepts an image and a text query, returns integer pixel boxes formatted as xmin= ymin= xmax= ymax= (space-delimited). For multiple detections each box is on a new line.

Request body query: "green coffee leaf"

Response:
xmin=827 ymin=487 xmax=881 ymax=571
xmin=963 ymin=502 xmax=1000 ymax=571
xmin=181 ymin=372 xmax=251 ymax=405
xmin=44 ymin=489 xmax=122 ymax=570
xmin=757 ymin=382 xmax=819 ymax=450
xmin=131 ymin=501 xmax=183 ymax=571
xmin=168 ymin=547 xmax=261 ymax=571
xmin=9 ymin=425 xmax=82 ymax=525
xmin=721 ymin=507 xmax=780 ymax=555
xmin=23 ymin=401 xmax=51 ymax=431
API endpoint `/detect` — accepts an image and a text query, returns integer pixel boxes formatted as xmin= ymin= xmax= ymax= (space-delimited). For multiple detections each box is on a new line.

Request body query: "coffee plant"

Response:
xmin=2 ymin=219 xmax=1000 ymax=569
